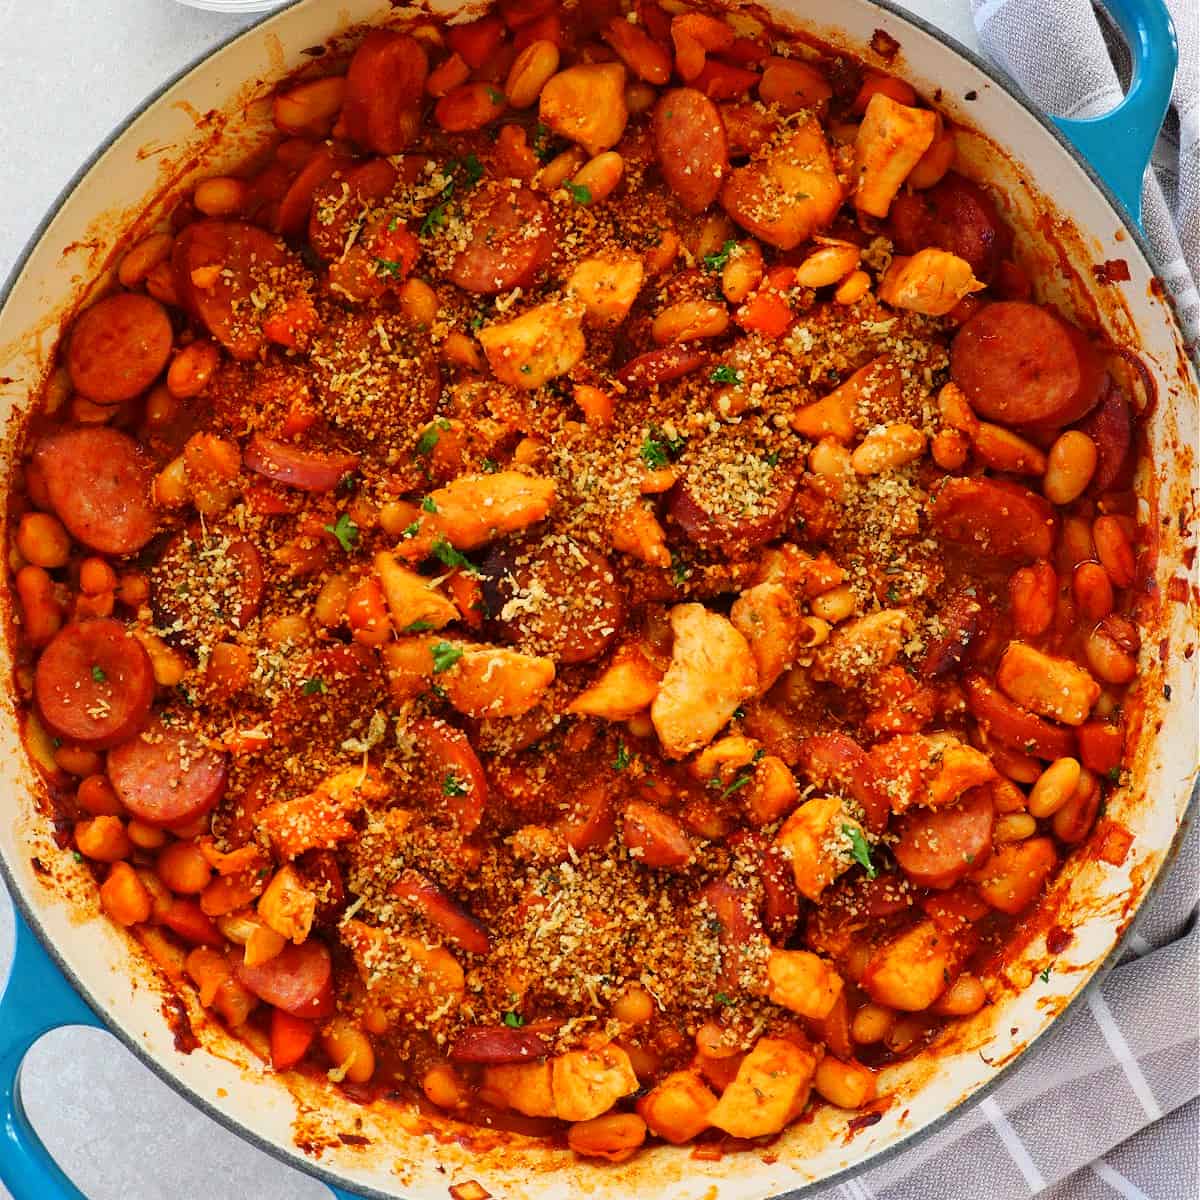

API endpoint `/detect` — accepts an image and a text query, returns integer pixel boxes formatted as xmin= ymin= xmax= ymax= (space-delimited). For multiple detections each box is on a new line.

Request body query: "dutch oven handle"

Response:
xmin=0 ymin=908 xmax=102 ymax=1200
xmin=0 ymin=906 xmax=366 ymax=1200
xmin=1051 ymin=0 xmax=1178 ymax=228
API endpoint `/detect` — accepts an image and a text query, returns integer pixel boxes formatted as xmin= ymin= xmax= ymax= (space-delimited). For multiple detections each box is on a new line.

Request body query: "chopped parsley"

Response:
xmin=481 ymin=457 xmax=498 ymax=473
xmin=1106 ymin=766 xmax=1122 ymax=784
xmin=670 ymin=552 xmax=690 ymax=587
xmin=886 ymin=586 xmax=901 ymax=603
xmin=72 ymin=850 xmax=83 ymax=863
xmin=842 ymin=824 xmax=877 ymax=879
xmin=502 ymin=1011 xmax=525 ymax=1028
xmin=324 ymin=512 xmax=359 ymax=553
xmin=613 ymin=742 xmax=631 ymax=771
xmin=403 ymin=620 xmax=435 ymax=634
xmin=421 ymin=495 xmax=439 ymax=513
xmin=442 ymin=772 xmax=469 ymax=797
xmin=90 ymin=665 xmax=107 ymax=683
xmin=301 ymin=677 xmax=326 ymax=696
xmin=565 ymin=181 xmax=591 ymax=205
xmin=419 ymin=154 xmax=483 ymax=237
xmin=401 ymin=521 xmax=420 ymax=539
xmin=640 ymin=425 xmax=686 ymax=469
xmin=708 ymin=750 xmax=764 ymax=800
xmin=431 ymin=537 xmax=478 ymax=575
xmin=374 ymin=256 xmax=407 ymax=277
xmin=531 ymin=122 xmax=553 ymax=161
xmin=431 ymin=641 xmax=463 ymax=673
xmin=764 ymin=450 xmax=780 ymax=467
xmin=416 ymin=418 xmax=451 ymax=456
xmin=1039 ymin=965 xmax=1052 ymax=983
xmin=470 ymin=312 xmax=486 ymax=331
xmin=710 ymin=365 xmax=741 ymax=385
xmin=714 ymin=992 xmax=736 ymax=1007
xmin=703 ymin=239 xmax=738 ymax=273
xmin=485 ymin=87 xmax=504 ymax=107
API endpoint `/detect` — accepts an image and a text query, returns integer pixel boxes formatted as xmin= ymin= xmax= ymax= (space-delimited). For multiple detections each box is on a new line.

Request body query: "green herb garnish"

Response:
xmin=416 ymin=418 xmax=451 ymax=456
xmin=442 ymin=772 xmax=469 ymax=797
xmin=431 ymin=537 xmax=477 ymax=575
xmin=842 ymin=823 xmax=877 ymax=879
xmin=374 ymin=256 xmax=407 ymax=277
xmin=324 ymin=512 xmax=359 ymax=553
xmin=421 ymin=495 xmax=439 ymax=513
xmin=565 ymin=181 xmax=591 ymax=205
xmin=1039 ymin=965 xmax=1052 ymax=983
xmin=431 ymin=641 xmax=463 ymax=673
xmin=403 ymin=620 xmax=435 ymax=634
xmin=710 ymin=365 xmax=741 ymax=385
xmin=90 ymin=665 xmax=107 ymax=683
xmin=502 ymin=1011 xmax=525 ymax=1028
xmin=1106 ymin=766 xmax=1122 ymax=784
xmin=613 ymin=742 xmax=631 ymax=771
xmin=302 ymin=677 xmax=326 ymax=696
xmin=703 ymin=239 xmax=738 ymax=273
xmin=714 ymin=992 xmax=736 ymax=1007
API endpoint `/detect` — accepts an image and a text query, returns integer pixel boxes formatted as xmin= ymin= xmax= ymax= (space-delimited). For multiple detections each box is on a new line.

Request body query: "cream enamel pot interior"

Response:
xmin=1 ymin=2 xmax=1197 ymax=1198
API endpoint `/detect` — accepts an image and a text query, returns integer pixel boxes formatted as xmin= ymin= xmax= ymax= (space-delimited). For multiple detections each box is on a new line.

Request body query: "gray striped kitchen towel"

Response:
xmin=969 ymin=0 xmax=1199 ymax=352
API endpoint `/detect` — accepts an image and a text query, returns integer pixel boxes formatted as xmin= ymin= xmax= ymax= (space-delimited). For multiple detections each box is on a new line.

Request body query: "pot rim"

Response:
xmin=0 ymin=3 xmax=1194 ymax=1197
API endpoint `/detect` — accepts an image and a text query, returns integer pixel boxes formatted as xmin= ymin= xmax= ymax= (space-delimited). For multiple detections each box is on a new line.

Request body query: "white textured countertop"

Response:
xmin=0 ymin=3 xmax=979 ymax=1197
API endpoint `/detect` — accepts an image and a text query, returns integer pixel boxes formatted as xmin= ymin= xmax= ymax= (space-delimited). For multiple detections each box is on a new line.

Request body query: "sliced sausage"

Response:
xmin=66 ymin=292 xmax=173 ymax=403
xmin=668 ymin=463 xmax=799 ymax=555
xmin=653 ymin=88 xmax=728 ymax=214
xmin=450 ymin=1022 xmax=558 ymax=1063
xmin=918 ymin=586 xmax=993 ymax=680
xmin=622 ymin=800 xmax=694 ymax=868
xmin=893 ymin=784 xmax=995 ymax=889
xmin=307 ymin=157 xmax=401 ymax=260
xmin=243 ymin=434 xmax=358 ymax=492
xmin=276 ymin=144 xmax=350 ymax=236
xmin=1076 ymin=380 xmax=1132 ymax=495
xmin=700 ymin=877 xmax=759 ymax=993
xmin=34 ymin=620 xmax=154 ymax=749
xmin=342 ymin=30 xmax=428 ymax=155
xmin=447 ymin=186 xmax=556 ymax=295
xmin=796 ymin=733 xmax=889 ymax=832
xmin=172 ymin=220 xmax=292 ymax=360
xmin=615 ymin=344 xmax=708 ymax=390
xmin=963 ymin=672 xmax=1077 ymax=760
xmin=107 ymin=717 xmax=229 ymax=826
xmin=929 ymin=476 xmax=1056 ymax=561
xmin=32 ymin=427 xmax=157 ymax=556
xmin=406 ymin=717 xmax=488 ymax=835
xmin=389 ymin=869 xmax=491 ymax=954
xmin=235 ymin=939 xmax=334 ymax=1018
xmin=152 ymin=528 xmax=265 ymax=645
xmin=888 ymin=172 xmax=1008 ymax=282
xmin=950 ymin=301 xmax=1104 ymax=428
xmin=481 ymin=539 xmax=624 ymax=664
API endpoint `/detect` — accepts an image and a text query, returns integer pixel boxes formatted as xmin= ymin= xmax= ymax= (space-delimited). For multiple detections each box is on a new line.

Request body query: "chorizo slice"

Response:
xmin=235 ymin=939 xmax=334 ymax=1018
xmin=406 ymin=716 xmax=488 ymax=834
xmin=243 ymin=434 xmax=358 ymax=492
xmin=34 ymin=619 xmax=154 ymax=749
xmin=276 ymin=143 xmax=350 ymax=236
xmin=615 ymin=344 xmax=708 ymax=390
xmin=447 ymin=186 xmax=556 ymax=295
xmin=481 ymin=539 xmax=624 ymax=664
xmin=389 ymin=869 xmax=491 ymax=954
xmin=893 ymin=784 xmax=995 ymax=889
xmin=451 ymin=1022 xmax=558 ymax=1063
xmin=172 ymin=220 xmax=293 ymax=360
xmin=1076 ymin=380 xmax=1132 ymax=494
xmin=795 ymin=733 xmax=889 ymax=833
xmin=107 ymin=717 xmax=229 ymax=827
xmin=653 ymin=88 xmax=728 ymax=214
xmin=66 ymin=292 xmax=173 ymax=404
xmin=32 ymin=426 xmax=157 ymax=556
xmin=950 ymin=301 xmax=1104 ymax=428
xmin=668 ymin=462 xmax=800 ymax=555
xmin=622 ymin=800 xmax=694 ymax=868
xmin=307 ymin=157 xmax=401 ymax=261
xmin=888 ymin=172 xmax=1009 ymax=282
xmin=917 ymin=586 xmax=993 ymax=680
xmin=341 ymin=30 xmax=428 ymax=154
xmin=928 ymin=476 xmax=1056 ymax=561
xmin=963 ymin=672 xmax=1077 ymax=760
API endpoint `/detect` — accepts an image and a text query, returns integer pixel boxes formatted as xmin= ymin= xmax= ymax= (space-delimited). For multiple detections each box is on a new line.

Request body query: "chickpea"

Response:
xmin=851 ymin=422 xmax=925 ymax=475
xmin=127 ymin=819 xmax=168 ymax=850
xmin=157 ymin=841 xmax=213 ymax=895
xmin=931 ymin=973 xmax=987 ymax=1016
xmin=77 ymin=774 xmax=124 ymax=816
xmin=851 ymin=1002 xmax=894 ymax=1044
xmin=567 ymin=1113 xmax=647 ymax=1162
xmin=994 ymin=812 xmax=1038 ymax=843
xmin=793 ymin=241 xmax=861 ymax=288
xmin=397 ymin=277 xmax=438 ymax=327
xmin=570 ymin=151 xmax=624 ymax=205
xmin=75 ymin=815 xmax=132 ymax=863
xmin=1084 ymin=625 xmax=1138 ymax=685
xmin=193 ymin=176 xmax=248 ymax=217
xmin=613 ymin=983 xmax=655 ymax=1024
xmin=422 ymin=1064 xmax=464 ymax=1108
xmin=16 ymin=565 xmax=62 ymax=646
xmin=118 ymin=232 xmax=174 ymax=289
xmin=720 ymin=241 xmax=764 ymax=304
xmin=100 ymin=861 xmax=153 ymax=927
xmin=1093 ymin=515 xmax=1136 ymax=588
xmin=809 ymin=583 xmax=856 ymax=623
xmin=323 ymin=1019 xmax=375 ymax=1083
xmin=813 ymin=1057 xmax=876 ymax=1109
xmin=651 ymin=299 xmax=729 ymax=344
xmin=16 ymin=512 xmax=71 ymax=568
xmin=53 ymin=743 xmax=101 ymax=778
xmin=834 ymin=268 xmax=872 ymax=305
xmin=79 ymin=557 xmax=118 ymax=595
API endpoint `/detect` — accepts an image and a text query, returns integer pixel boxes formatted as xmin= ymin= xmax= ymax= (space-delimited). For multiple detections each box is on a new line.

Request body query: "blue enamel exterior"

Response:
xmin=0 ymin=1 xmax=1178 ymax=1197
xmin=1051 ymin=0 xmax=1178 ymax=227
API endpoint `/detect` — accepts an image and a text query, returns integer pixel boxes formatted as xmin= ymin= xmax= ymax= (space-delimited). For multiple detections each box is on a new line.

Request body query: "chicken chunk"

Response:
xmin=854 ymin=92 xmax=938 ymax=217
xmin=861 ymin=918 xmax=970 ymax=1011
xmin=374 ymin=550 xmax=458 ymax=631
xmin=651 ymin=603 xmax=758 ymax=758
xmin=813 ymin=608 xmax=912 ymax=689
xmin=722 ymin=117 xmax=843 ymax=249
xmin=551 ymin=1043 xmax=639 ymax=1122
xmin=878 ymin=248 xmax=985 ymax=316
xmin=765 ymin=948 xmax=844 ymax=1019
xmin=774 ymin=793 xmax=863 ymax=902
xmin=483 ymin=1061 xmax=557 ymax=1118
xmin=540 ymin=63 xmax=628 ymax=156
xmin=341 ymin=918 xmax=465 ymax=1010
xmin=636 ymin=1071 xmax=717 ymax=1144
xmin=478 ymin=301 xmax=586 ymax=390
xmin=708 ymin=1036 xmax=817 ymax=1138
xmin=996 ymin=642 xmax=1100 ymax=726
xmin=731 ymin=581 xmax=802 ymax=694
xmin=569 ymin=645 xmax=662 ymax=720
xmin=442 ymin=646 xmax=556 ymax=718
xmin=868 ymin=732 xmax=998 ymax=812
xmin=424 ymin=471 xmax=556 ymax=550
xmin=256 ymin=864 xmax=317 ymax=944
xmin=568 ymin=255 xmax=645 ymax=325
